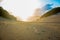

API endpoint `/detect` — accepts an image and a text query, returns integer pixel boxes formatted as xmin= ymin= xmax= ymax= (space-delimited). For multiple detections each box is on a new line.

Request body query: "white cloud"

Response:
xmin=1 ymin=0 xmax=40 ymax=21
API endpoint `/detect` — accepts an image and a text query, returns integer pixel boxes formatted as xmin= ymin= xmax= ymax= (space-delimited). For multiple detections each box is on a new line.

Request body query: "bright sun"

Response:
xmin=1 ymin=0 xmax=40 ymax=21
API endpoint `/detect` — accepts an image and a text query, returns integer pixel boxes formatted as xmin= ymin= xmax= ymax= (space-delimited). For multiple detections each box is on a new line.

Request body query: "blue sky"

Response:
xmin=39 ymin=0 xmax=60 ymax=7
xmin=1 ymin=0 xmax=60 ymax=21
xmin=38 ymin=0 xmax=60 ymax=13
xmin=41 ymin=4 xmax=53 ymax=11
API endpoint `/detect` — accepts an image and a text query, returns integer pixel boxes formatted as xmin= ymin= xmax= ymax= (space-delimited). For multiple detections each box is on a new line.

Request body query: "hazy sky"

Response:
xmin=1 ymin=0 xmax=40 ymax=21
xmin=1 ymin=0 xmax=60 ymax=21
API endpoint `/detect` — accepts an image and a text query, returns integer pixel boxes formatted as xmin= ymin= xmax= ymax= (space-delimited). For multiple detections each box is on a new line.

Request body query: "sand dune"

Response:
xmin=0 ymin=7 xmax=60 ymax=40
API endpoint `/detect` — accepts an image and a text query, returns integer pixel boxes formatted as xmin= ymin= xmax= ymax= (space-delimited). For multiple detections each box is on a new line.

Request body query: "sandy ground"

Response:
xmin=0 ymin=20 xmax=60 ymax=40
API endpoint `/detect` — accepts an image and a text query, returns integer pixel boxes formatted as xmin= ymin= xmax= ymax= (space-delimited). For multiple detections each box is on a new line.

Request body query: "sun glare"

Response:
xmin=1 ymin=0 xmax=40 ymax=21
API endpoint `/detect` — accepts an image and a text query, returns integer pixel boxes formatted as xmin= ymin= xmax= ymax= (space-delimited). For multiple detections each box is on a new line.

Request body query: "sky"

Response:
xmin=39 ymin=0 xmax=60 ymax=7
xmin=1 ymin=0 xmax=60 ymax=21
xmin=1 ymin=0 xmax=40 ymax=21
xmin=39 ymin=0 xmax=60 ymax=15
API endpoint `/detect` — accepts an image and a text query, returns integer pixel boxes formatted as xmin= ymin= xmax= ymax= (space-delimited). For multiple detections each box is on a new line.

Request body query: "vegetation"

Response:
xmin=40 ymin=7 xmax=60 ymax=18
xmin=0 ymin=7 xmax=17 ymax=21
